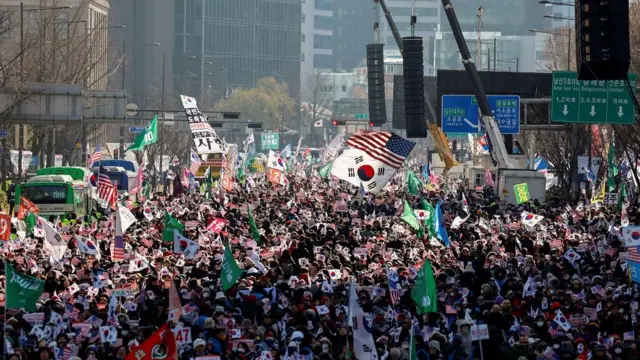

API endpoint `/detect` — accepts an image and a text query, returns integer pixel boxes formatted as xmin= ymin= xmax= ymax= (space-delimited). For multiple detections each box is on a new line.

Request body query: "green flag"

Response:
xmin=401 ymin=200 xmax=421 ymax=231
xmin=411 ymin=259 xmax=437 ymax=314
xmin=221 ymin=243 xmax=244 ymax=291
xmin=5 ymin=262 xmax=44 ymax=311
xmin=607 ymin=137 xmax=618 ymax=192
xmin=618 ymin=181 xmax=627 ymax=210
xmin=162 ymin=211 xmax=184 ymax=242
xmin=406 ymin=170 xmax=423 ymax=195
xmin=318 ymin=161 xmax=333 ymax=178
xmin=126 ymin=115 xmax=158 ymax=151
xmin=26 ymin=212 xmax=36 ymax=236
xmin=248 ymin=205 xmax=262 ymax=245
xmin=420 ymin=198 xmax=436 ymax=238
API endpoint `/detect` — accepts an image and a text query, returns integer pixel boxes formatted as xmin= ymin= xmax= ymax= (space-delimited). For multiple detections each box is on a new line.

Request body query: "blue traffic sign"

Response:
xmin=441 ymin=95 xmax=520 ymax=134
xmin=0 ymin=129 xmax=7 ymax=139
xmin=129 ymin=126 xmax=145 ymax=133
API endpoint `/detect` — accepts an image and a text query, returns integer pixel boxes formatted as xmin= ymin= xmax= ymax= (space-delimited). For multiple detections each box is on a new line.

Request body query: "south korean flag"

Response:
xmin=330 ymin=148 xmax=395 ymax=194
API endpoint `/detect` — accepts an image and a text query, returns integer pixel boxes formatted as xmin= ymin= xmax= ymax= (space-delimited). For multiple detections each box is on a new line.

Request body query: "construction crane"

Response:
xmin=376 ymin=0 xmax=513 ymax=170
xmin=376 ymin=0 xmax=458 ymax=171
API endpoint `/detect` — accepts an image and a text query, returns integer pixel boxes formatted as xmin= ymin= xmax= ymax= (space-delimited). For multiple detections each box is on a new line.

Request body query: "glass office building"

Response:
xmin=174 ymin=0 xmax=301 ymax=99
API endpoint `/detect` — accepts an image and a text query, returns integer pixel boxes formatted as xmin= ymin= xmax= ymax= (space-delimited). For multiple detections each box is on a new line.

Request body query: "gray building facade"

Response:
xmin=111 ymin=0 xmax=301 ymax=107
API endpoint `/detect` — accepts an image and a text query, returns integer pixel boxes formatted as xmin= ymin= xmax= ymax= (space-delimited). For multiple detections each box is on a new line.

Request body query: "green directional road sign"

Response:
xmin=354 ymin=113 xmax=369 ymax=120
xmin=551 ymin=71 xmax=637 ymax=124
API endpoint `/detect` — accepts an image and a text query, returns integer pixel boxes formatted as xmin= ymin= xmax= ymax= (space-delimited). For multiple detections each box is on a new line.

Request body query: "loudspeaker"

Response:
xmin=366 ymin=44 xmax=387 ymax=125
xmin=575 ymin=0 xmax=630 ymax=80
xmin=402 ymin=37 xmax=427 ymax=138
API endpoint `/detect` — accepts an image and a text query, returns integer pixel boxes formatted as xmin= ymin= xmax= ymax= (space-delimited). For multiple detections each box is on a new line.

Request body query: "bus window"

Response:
xmin=21 ymin=185 xmax=68 ymax=204
xmin=106 ymin=173 xmax=128 ymax=190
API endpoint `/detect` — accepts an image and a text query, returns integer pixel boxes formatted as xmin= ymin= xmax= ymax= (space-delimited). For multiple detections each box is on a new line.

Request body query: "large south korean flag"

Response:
xmin=331 ymin=148 xmax=394 ymax=194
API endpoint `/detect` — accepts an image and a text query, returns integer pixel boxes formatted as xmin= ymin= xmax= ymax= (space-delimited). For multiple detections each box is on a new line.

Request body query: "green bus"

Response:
xmin=14 ymin=167 xmax=93 ymax=217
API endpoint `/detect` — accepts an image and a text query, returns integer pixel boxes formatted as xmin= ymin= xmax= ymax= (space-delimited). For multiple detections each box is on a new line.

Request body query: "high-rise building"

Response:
xmin=301 ymin=0 xmax=373 ymax=101
xmin=111 ymin=0 xmax=301 ymax=107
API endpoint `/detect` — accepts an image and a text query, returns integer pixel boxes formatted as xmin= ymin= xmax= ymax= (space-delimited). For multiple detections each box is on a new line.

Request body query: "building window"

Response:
xmin=315 ymin=0 xmax=334 ymax=11
xmin=313 ymin=54 xmax=334 ymax=69
xmin=342 ymin=85 xmax=346 ymax=92
xmin=314 ymin=15 xmax=333 ymax=30
xmin=314 ymin=35 xmax=333 ymax=50
xmin=302 ymin=33 xmax=305 ymax=42
xmin=302 ymin=14 xmax=305 ymax=23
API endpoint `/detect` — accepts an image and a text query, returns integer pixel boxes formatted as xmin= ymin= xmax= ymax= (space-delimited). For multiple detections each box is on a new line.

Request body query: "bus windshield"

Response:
xmin=20 ymin=185 xmax=69 ymax=204
xmin=92 ymin=160 xmax=136 ymax=172
xmin=106 ymin=173 xmax=128 ymax=190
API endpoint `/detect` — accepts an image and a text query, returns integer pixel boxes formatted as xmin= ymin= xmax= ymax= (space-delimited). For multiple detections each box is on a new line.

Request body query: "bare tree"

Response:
xmin=300 ymin=70 xmax=332 ymax=135
xmin=541 ymin=24 xmax=575 ymax=72
xmin=0 ymin=0 xmax=117 ymax=166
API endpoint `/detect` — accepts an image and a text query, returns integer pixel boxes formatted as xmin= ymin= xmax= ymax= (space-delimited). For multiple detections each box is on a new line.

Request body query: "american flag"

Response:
xmin=627 ymin=246 xmax=640 ymax=263
xmin=88 ymin=144 xmax=102 ymax=167
xmin=190 ymin=149 xmax=202 ymax=175
xmin=346 ymin=132 xmax=415 ymax=169
xmin=56 ymin=346 xmax=72 ymax=360
xmin=111 ymin=234 xmax=125 ymax=262
xmin=386 ymin=265 xmax=401 ymax=304
xmin=124 ymin=199 xmax=136 ymax=210
xmin=97 ymin=166 xmax=117 ymax=208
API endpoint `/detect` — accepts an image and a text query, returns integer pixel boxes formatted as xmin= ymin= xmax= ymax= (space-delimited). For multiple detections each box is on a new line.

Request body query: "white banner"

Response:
xmin=180 ymin=95 xmax=227 ymax=155
xmin=10 ymin=150 xmax=32 ymax=175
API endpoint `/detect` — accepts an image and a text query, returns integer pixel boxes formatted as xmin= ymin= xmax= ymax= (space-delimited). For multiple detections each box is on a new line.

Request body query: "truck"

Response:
xmin=14 ymin=167 xmax=93 ymax=217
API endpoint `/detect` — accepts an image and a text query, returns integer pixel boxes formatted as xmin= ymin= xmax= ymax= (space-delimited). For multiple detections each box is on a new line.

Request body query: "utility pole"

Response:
xmin=158 ymin=52 xmax=166 ymax=193
xmin=18 ymin=2 xmax=24 ymax=182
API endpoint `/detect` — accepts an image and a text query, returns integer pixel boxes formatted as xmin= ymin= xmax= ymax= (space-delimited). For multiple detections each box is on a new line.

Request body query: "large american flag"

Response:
xmin=97 ymin=166 xmax=117 ymax=209
xmin=111 ymin=234 xmax=125 ymax=261
xmin=346 ymin=132 xmax=415 ymax=169
xmin=88 ymin=144 xmax=102 ymax=167
xmin=190 ymin=149 xmax=202 ymax=175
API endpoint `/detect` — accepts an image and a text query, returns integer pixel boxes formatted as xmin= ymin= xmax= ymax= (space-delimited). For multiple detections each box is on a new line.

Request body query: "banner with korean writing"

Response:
xmin=261 ymin=133 xmax=280 ymax=150
xmin=180 ymin=95 xmax=227 ymax=155
xmin=513 ymin=183 xmax=530 ymax=204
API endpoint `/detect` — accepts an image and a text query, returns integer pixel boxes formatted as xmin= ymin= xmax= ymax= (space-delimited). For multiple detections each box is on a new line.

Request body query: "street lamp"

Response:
xmin=544 ymin=14 xmax=575 ymax=21
xmin=121 ymin=42 xmax=160 ymax=90
xmin=538 ymin=0 xmax=575 ymax=6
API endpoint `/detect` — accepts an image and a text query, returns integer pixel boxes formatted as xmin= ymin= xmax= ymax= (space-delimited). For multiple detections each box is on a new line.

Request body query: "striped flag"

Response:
xmin=386 ymin=265 xmax=401 ymax=304
xmin=189 ymin=149 xmax=201 ymax=175
xmin=346 ymin=132 xmax=415 ymax=169
xmin=627 ymin=246 xmax=640 ymax=263
xmin=124 ymin=199 xmax=136 ymax=211
xmin=97 ymin=166 xmax=117 ymax=208
xmin=88 ymin=144 xmax=102 ymax=167
xmin=111 ymin=205 xmax=125 ymax=262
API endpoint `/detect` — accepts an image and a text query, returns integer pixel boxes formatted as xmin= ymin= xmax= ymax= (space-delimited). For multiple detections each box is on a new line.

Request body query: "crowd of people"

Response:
xmin=1 ymin=155 xmax=639 ymax=360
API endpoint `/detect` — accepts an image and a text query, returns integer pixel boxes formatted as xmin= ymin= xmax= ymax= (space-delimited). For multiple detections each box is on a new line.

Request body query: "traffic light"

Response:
xmin=369 ymin=122 xmax=374 ymax=127
xmin=575 ymin=0 xmax=630 ymax=80
xmin=210 ymin=122 xmax=223 ymax=128
xmin=366 ymin=43 xmax=387 ymax=126
xmin=247 ymin=123 xmax=262 ymax=129
xmin=331 ymin=119 xmax=346 ymax=126
xmin=402 ymin=36 xmax=428 ymax=138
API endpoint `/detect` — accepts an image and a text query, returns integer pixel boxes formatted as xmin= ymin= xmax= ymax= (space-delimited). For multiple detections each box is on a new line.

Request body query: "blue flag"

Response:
xmin=629 ymin=260 xmax=640 ymax=284
xmin=422 ymin=164 xmax=429 ymax=179
xmin=435 ymin=201 xmax=450 ymax=247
